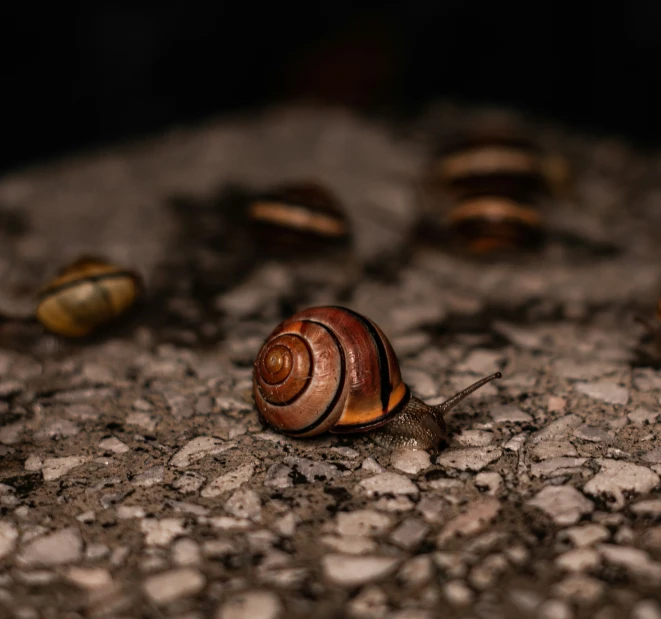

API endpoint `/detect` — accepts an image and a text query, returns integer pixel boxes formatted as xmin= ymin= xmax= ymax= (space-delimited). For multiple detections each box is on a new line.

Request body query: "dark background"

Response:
xmin=3 ymin=3 xmax=661 ymax=175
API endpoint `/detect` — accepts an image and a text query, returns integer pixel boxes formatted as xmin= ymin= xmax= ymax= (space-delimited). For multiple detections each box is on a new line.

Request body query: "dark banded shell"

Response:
xmin=448 ymin=196 xmax=544 ymax=253
xmin=36 ymin=257 xmax=142 ymax=337
xmin=247 ymin=181 xmax=350 ymax=256
xmin=253 ymin=306 xmax=410 ymax=437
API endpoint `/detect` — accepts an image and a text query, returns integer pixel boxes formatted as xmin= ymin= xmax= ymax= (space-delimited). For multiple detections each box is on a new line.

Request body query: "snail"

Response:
xmin=252 ymin=306 xmax=501 ymax=450
xmin=35 ymin=256 xmax=142 ymax=337
xmin=246 ymin=181 xmax=351 ymax=257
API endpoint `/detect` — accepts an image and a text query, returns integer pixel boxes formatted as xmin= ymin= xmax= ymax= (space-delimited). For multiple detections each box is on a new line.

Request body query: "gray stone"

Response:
xmin=0 ymin=521 xmax=18 ymax=559
xmin=390 ymin=449 xmax=431 ymax=475
xmin=322 ymin=554 xmax=400 ymax=587
xmin=531 ymin=440 xmax=578 ymax=460
xmin=33 ymin=418 xmax=81 ymax=441
xmin=358 ymin=473 xmax=419 ymax=498
xmin=453 ymin=430 xmax=494 ymax=447
xmin=389 ymin=518 xmax=429 ymax=550
xmin=631 ymin=600 xmax=661 ymax=619
xmin=202 ymin=462 xmax=256 ymax=498
xmin=527 ymin=485 xmax=594 ymax=525
xmin=557 ymin=524 xmax=610 ymax=547
xmin=132 ymin=466 xmax=165 ymax=487
xmin=631 ymin=499 xmax=661 ymax=516
xmin=552 ymin=574 xmax=605 ymax=606
xmin=41 ymin=456 xmax=89 ymax=481
xmin=474 ymin=472 xmax=503 ymax=495
xmin=555 ymin=548 xmax=601 ymax=572
xmin=170 ymin=436 xmax=236 ymax=468
xmin=217 ymin=591 xmax=283 ymax=619
xmin=490 ymin=405 xmax=532 ymax=424
xmin=437 ymin=498 xmax=501 ymax=545
xmin=282 ymin=456 xmax=339 ymax=483
xmin=224 ymin=489 xmax=262 ymax=522
xmin=143 ymin=568 xmax=206 ymax=605
xmin=628 ymin=408 xmax=660 ymax=426
xmin=336 ymin=510 xmax=393 ymax=537
xmin=532 ymin=415 xmax=583 ymax=443
xmin=66 ymin=566 xmax=113 ymax=590
xmin=574 ymin=425 xmax=610 ymax=442
xmin=437 ymin=446 xmax=502 ymax=471
xmin=530 ymin=457 xmax=588 ymax=478
xmin=584 ymin=460 xmax=660 ymax=508
xmin=575 ymin=381 xmax=629 ymax=405
xmin=98 ymin=436 xmax=130 ymax=453
xmin=141 ymin=518 xmax=187 ymax=546
xmin=597 ymin=544 xmax=661 ymax=582
xmin=443 ymin=579 xmax=474 ymax=607
xmin=17 ymin=527 xmax=83 ymax=566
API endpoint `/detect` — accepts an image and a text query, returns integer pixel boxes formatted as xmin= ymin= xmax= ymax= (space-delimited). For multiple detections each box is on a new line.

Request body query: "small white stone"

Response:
xmin=474 ymin=472 xmax=502 ymax=495
xmin=66 ymin=566 xmax=113 ymax=590
xmin=360 ymin=457 xmax=386 ymax=473
xmin=391 ymin=450 xmax=431 ymax=475
xmin=490 ymin=405 xmax=532 ymax=424
xmin=117 ymin=506 xmax=146 ymax=519
xmin=202 ymin=463 xmax=256 ymax=498
xmin=537 ymin=599 xmax=573 ymax=619
xmin=437 ymin=498 xmax=501 ymax=545
xmin=172 ymin=538 xmax=201 ymax=566
xmin=597 ymin=544 xmax=661 ymax=582
xmin=443 ymin=579 xmax=474 ymax=607
xmin=336 ymin=510 xmax=393 ymax=537
xmin=141 ymin=518 xmax=187 ymax=546
xmin=628 ymin=408 xmax=660 ymax=426
xmin=17 ymin=527 xmax=83 ymax=566
xmin=437 ymin=446 xmax=502 ymax=472
xmin=225 ymin=489 xmax=262 ymax=522
xmin=552 ymin=574 xmax=605 ymax=605
xmin=631 ymin=600 xmax=661 ymax=619
xmin=532 ymin=415 xmax=583 ymax=443
xmin=322 ymin=554 xmax=399 ymax=587
xmin=574 ymin=425 xmax=610 ymax=443
xmin=98 ymin=436 xmax=130 ymax=454
xmin=41 ymin=456 xmax=89 ymax=481
xmin=575 ymin=381 xmax=629 ymax=405
xmin=217 ymin=590 xmax=283 ymax=619
xmin=527 ymin=485 xmax=594 ymax=525
xmin=143 ymin=568 xmax=206 ymax=605
xmin=530 ymin=457 xmax=588 ymax=478
xmin=320 ymin=535 xmax=376 ymax=555
xmin=558 ymin=524 xmax=610 ymax=547
xmin=126 ymin=411 xmax=158 ymax=432
xmin=132 ymin=466 xmax=165 ymax=487
xmin=555 ymin=548 xmax=601 ymax=572
xmin=632 ymin=499 xmax=661 ymax=516
xmin=584 ymin=460 xmax=660 ymax=509
xmin=273 ymin=512 xmax=299 ymax=538
xmin=468 ymin=554 xmax=508 ymax=589
xmin=0 ymin=521 xmax=18 ymax=559
xmin=76 ymin=511 xmax=95 ymax=523
xmin=170 ymin=436 xmax=236 ymax=468
xmin=453 ymin=430 xmax=494 ymax=447
xmin=24 ymin=455 xmax=42 ymax=471
xmin=358 ymin=473 xmax=419 ymax=498
xmin=532 ymin=440 xmax=578 ymax=460
xmin=389 ymin=518 xmax=429 ymax=550
xmin=504 ymin=433 xmax=528 ymax=452
xmin=397 ymin=554 xmax=433 ymax=587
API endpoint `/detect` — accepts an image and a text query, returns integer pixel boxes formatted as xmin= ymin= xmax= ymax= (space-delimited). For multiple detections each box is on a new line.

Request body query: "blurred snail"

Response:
xmin=246 ymin=181 xmax=351 ymax=256
xmin=36 ymin=256 xmax=142 ymax=337
xmin=253 ymin=306 xmax=501 ymax=450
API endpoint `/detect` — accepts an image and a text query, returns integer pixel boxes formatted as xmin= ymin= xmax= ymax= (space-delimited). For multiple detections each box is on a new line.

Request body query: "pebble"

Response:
xmin=33 ymin=418 xmax=81 ymax=441
xmin=552 ymin=574 xmax=605 ymax=605
xmin=66 ymin=566 xmax=113 ymax=590
xmin=474 ymin=472 xmax=503 ymax=495
xmin=558 ymin=524 xmax=610 ymax=547
xmin=0 ymin=521 xmax=18 ymax=559
xmin=575 ymin=381 xmax=629 ymax=405
xmin=389 ymin=518 xmax=429 ymax=550
xmin=170 ymin=436 xmax=236 ymax=468
xmin=321 ymin=535 xmax=376 ymax=555
xmin=98 ymin=436 xmax=130 ymax=454
xmin=361 ymin=457 xmax=386 ymax=473
xmin=555 ymin=548 xmax=601 ymax=572
xmin=583 ymin=459 xmax=660 ymax=508
xmin=401 ymin=367 xmax=438 ymax=398
xmin=132 ymin=466 xmax=165 ymax=487
xmin=504 ymin=433 xmax=528 ymax=452
xmin=390 ymin=450 xmax=431 ymax=475
xmin=217 ymin=590 xmax=283 ymax=619
xmin=436 ymin=446 xmax=502 ymax=471
xmin=17 ymin=527 xmax=83 ymax=566
xmin=202 ymin=463 xmax=256 ymax=498
xmin=538 ymin=599 xmax=573 ymax=619
xmin=469 ymin=553 xmax=508 ymax=589
xmin=437 ymin=498 xmax=501 ymax=545
xmin=282 ymin=456 xmax=339 ymax=483
xmin=41 ymin=456 xmax=89 ymax=481
xmin=532 ymin=415 xmax=583 ymax=443
xmin=453 ymin=430 xmax=494 ymax=447
xmin=628 ymin=408 xmax=660 ymax=426
xmin=631 ymin=600 xmax=661 ymax=619
xmin=642 ymin=448 xmax=661 ymax=464
xmin=174 ymin=471 xmax=206 ymax=494
xmin=530 ymin=457 xmax=588 ymax=478
xmin=397 ymin=554 xmax=433 ymax=587
xmin=632 ymin=499 xmax=661 ymax=516
xmin=443 ymin=579 xmax=474 ymax=607
xmin=597 ymin=544 xmax=661 ymax=582
xmin=358 ymin=473 xmax=419 ymax=498
xmin=527 ymin=485 xmax=594 ymax=525
xmin=143 ymin=568 xmax=206 ymax=605
xmin=126 ymin=411 xmax=159 ymax=432
xmin=458 ymin=349 xmax=502 ymax=374
xmin=322 ymin=554 xmax=400 ymax=587
xmin=346 ymin=585 xmax=388 ymax=618
xmin=172 ymin=538 xmax=201 ymax=567
xmin=336 ymin=510 xmax=393 ymax=537
xmin=531 ymin=440 xmax=578 ymax=460
xmin=490 ymin=405 xmax=532 ymax=424
xmin=263 ymin=464 xmax=293 ymax=489
xmin=225 ymin=489 xmax=262 ymax=522
xmin=141 ymin=518 xmax=187 ymax=546
xmin=574 ymin=425 xmax=610 ymax=443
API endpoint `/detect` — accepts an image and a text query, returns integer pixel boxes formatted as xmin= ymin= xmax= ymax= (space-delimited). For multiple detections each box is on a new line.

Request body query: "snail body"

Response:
xmin=36 ymin=257 xmax=142 ymax=337
xmin=247 ymin=181 xmax=351 ymax=257
xmin=253 ymin=306 xmax=501 ymax=450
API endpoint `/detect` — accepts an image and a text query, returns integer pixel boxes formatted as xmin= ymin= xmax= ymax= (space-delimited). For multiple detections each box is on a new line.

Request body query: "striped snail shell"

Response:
xmin=35 ymin=256 xmax=142 ymax=337
xmin=247 ymin=181 xmax=350 ymax=256
xmin=253 ymin=306 xmax=501 ymax=450
xmin=448 ymin=195 xmax=544 ymax=254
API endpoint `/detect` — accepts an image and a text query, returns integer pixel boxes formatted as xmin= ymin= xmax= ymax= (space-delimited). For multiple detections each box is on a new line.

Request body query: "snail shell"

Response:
xmin=247 ymin=181 xmax=350 ymax=256
xmin=35 ymin=257 xmax=142 ymax=337
xmin=253 ymin=306 xmax=501 ymax=449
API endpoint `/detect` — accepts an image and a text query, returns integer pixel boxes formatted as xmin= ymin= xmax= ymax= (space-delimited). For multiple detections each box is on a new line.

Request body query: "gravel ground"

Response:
xmin=2 ymin=102 xmax=661 ymax=618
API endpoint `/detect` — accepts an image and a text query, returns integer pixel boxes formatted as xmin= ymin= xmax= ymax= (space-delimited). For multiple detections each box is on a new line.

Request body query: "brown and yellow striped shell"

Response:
xmin=247 ymin=181 xmax=350 ymax=256
xmin=253 ymin=306 xmax=410 ymax=437
xmin=448 ymin=195 xmax=544 ymax=253
xmin=36 ymin=257 xmax=142 ymax=337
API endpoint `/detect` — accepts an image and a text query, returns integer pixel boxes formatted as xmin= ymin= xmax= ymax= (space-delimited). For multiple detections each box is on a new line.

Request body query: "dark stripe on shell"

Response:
xmin=279 ymin=319 xmax=346 ymax=435
xmin=332 ymin=306 xmax=392 ymax=413
xmin=39 ymin=270 xmax=139 ymax=300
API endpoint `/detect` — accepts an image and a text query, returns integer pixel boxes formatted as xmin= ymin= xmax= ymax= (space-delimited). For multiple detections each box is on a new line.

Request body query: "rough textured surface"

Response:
xmin=2 ymin=101 xmax=661 ymax=618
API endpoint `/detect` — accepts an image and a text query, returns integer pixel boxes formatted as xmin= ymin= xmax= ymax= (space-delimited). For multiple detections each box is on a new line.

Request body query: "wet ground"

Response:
xmin=1 ymin=102 xmax=661 ymax=618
